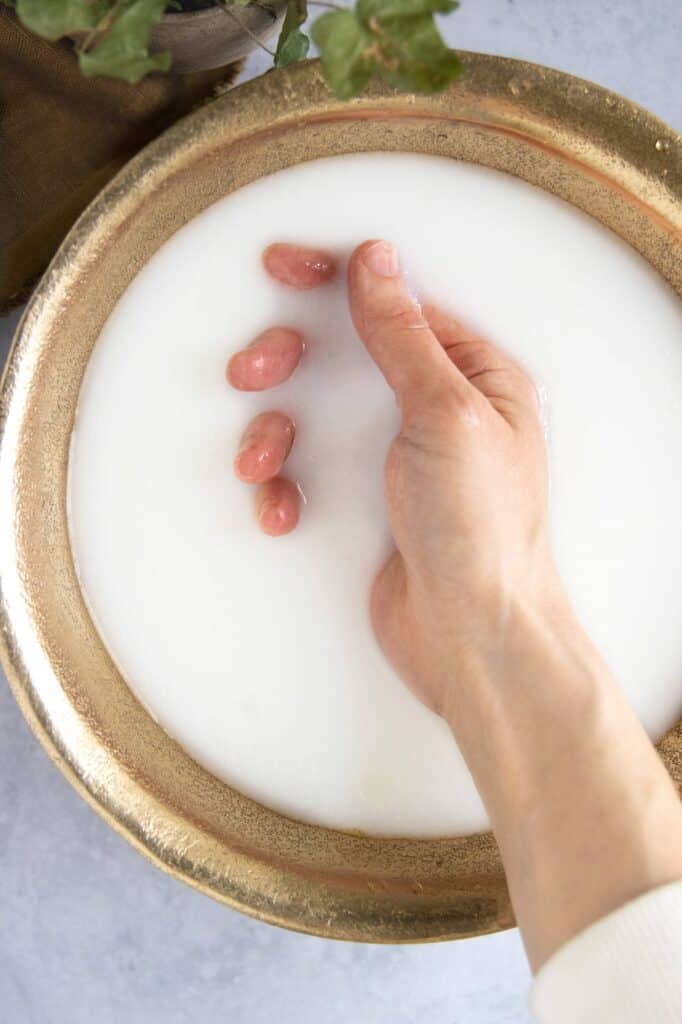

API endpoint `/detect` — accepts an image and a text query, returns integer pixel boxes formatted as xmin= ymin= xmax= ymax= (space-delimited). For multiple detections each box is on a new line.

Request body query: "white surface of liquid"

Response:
xmin=68 ymin=153 xmax=682 ymax=837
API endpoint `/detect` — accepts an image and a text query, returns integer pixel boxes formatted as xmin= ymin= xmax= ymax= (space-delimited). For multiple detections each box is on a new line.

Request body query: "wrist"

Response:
xmin=443 ymin=568 xmax=602 ymax=709
xmin=446 ymin=584 xmax=682 ymax=970
xmin=440 ymin=576 xmax=614 ymax=801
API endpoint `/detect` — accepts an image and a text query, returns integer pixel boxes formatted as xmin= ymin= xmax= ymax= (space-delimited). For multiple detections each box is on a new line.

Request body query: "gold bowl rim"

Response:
xmin=1 ymin=55 xmax=681 ymax=943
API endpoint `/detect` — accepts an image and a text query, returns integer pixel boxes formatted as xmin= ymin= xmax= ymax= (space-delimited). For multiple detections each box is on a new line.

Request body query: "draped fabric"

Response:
xmin=0 ymin=8 xmax=240 ymax=312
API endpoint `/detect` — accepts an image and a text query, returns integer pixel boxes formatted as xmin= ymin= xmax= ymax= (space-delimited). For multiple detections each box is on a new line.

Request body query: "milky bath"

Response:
xmin=68 ymin=153 xmax=682 ymax=837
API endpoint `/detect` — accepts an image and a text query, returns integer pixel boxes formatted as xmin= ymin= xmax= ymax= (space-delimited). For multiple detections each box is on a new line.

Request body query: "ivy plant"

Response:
xmin=3 ymin=0 xmax=462 ymax=97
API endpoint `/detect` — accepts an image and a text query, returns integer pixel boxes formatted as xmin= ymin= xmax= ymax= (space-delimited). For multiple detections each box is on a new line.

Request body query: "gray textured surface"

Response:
xmin=243 ymin=0 xmax=682 ymax=128
xmin=2 ymin=4 xmax=680 ymax=1022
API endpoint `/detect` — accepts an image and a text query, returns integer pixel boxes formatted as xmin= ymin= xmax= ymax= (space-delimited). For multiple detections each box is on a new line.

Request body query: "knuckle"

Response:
xmin=450 ymin=340 xmax=496 ymax=379
xmin=492 ymin=368 xmax=538 ymax=414
xmin=510 ymin=368 xmax=538 ymax=404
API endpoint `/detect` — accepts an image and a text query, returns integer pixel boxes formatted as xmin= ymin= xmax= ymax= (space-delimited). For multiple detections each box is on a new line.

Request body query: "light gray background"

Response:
xmin=1 ymin=3 xmax=680 ymax=1022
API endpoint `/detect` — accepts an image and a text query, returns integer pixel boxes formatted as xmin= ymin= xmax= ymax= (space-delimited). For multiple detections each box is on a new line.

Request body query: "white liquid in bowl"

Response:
xmin=68 ymin=153 xmax=682 ymax=837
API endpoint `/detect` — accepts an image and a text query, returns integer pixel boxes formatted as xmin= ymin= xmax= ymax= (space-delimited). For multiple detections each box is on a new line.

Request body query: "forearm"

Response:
xmin=446 ymin=591 xmax=682 ymax=971
xmin=339 ymin=236 xmax=682 ymax=970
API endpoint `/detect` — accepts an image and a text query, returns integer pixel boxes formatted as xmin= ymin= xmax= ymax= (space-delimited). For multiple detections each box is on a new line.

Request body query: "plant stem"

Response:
xmin=250 ymin=0 xmax=279 ymax=18
xmin=218 ymin=1 xmax=276 ymax=56
xmin=77 ymin=0 xmax=127 ymax=55
xmin=308 ymin=0 xmax=345 ymax=8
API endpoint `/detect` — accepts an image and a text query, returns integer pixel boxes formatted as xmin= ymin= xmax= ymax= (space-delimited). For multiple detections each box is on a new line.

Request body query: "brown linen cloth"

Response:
xmin=0 ymin=8 xmax=240 ymax=313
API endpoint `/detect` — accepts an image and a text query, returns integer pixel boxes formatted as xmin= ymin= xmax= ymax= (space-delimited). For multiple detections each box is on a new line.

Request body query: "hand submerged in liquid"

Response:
xmin=226 ymin=238 xmax=556 ymax=716
xmin=226 ymin=239 xmax=682 ymax=972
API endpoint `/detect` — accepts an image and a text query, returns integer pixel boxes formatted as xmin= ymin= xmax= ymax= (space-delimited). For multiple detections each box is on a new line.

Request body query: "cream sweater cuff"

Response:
xmin=530 ymin=881 xmax=682 ymax=1024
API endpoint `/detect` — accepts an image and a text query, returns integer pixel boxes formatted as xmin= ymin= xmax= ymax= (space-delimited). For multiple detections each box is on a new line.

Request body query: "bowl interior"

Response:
xmin=1 ymin=56 xmax=680 ymax=942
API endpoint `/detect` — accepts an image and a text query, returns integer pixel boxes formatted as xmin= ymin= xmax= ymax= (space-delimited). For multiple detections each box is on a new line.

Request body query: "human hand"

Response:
xmin=345 ymin=244 xmax=682 ymax=974
xmin=346 ymin=240 xmax=559 ymax=716
xmin=226 ymin=239 xmax=682 ymax=971
xmin=226 ymin=238 xmax=556 ymax=715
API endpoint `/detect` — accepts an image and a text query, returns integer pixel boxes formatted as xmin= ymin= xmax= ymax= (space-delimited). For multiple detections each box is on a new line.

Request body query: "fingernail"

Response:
xmin=362 ymin=241 xmax=400 ymax=278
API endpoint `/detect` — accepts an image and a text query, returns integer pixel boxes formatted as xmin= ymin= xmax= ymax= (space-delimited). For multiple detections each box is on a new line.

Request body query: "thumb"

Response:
xmin=347 ymin=241 xmax=457 ymax=408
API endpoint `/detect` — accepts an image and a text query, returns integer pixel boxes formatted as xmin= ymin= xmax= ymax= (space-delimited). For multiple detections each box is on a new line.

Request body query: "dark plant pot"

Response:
xmin=0 ymin=2 xmax=252 ymax=312
xmin=152 ymin=2 xmax=287 ymax=73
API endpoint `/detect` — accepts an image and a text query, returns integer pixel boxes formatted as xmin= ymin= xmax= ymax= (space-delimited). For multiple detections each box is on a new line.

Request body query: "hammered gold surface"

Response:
xmin=1 ymin=55 xmax=680 ymax=942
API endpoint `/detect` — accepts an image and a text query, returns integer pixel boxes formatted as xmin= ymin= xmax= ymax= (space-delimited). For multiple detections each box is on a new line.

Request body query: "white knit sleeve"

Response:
xmin=529 ymin=881 xmax=682 ymax=1024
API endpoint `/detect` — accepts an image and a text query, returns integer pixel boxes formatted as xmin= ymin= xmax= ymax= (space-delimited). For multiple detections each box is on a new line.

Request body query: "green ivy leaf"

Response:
xmin=15 ymin=0 xmax=109 ymax=40
xmin=312 ymin=0 xmax=462 ymax=100
xmin=275 ymin=25 xmax=309 ymax=66
xmin=357 ymin=0 xmax=458 ymax=22
xmin=377 ymin=15 xmax=462 ymax=93
xmin=311 ymin=10 xmax=373 ymax=100
xmin=275 ymin=0 xmax=309 ymax=67
xmin=79 ymin=0 xmax=171 ymax=84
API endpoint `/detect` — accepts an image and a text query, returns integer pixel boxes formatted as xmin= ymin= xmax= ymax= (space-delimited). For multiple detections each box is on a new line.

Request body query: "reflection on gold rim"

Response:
xmin=1 ymin=56 xmax=680 ymax=943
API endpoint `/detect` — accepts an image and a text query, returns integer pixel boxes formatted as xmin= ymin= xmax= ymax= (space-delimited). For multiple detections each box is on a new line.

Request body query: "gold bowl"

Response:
xmin=1 ymin=55 xmax=681 ymax=943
